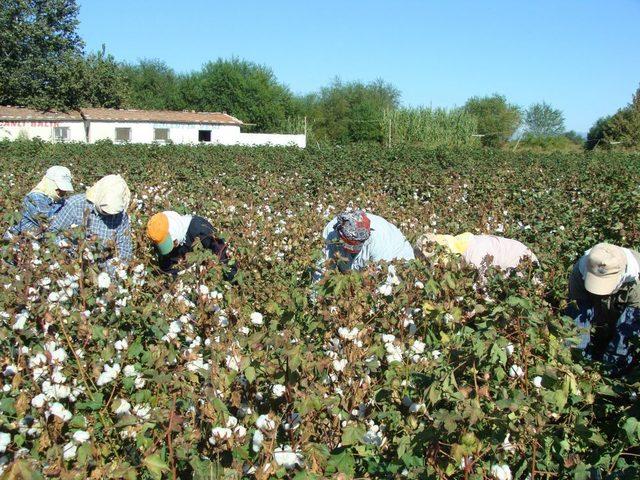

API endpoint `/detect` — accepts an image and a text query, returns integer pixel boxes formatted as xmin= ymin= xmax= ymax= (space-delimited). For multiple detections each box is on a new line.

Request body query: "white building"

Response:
xmin=0 ymin=106 xmax=306 ymax=148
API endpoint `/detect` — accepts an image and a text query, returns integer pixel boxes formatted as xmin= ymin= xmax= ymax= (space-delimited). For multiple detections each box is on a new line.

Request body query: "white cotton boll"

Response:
xmin=133 ymin=404 xmax=151 ymax=420
xmin=48 ymin=292 xmax=60 ymax=303
xmin=338 ymin=327 xmax=359 ymax=341
xmin=274 ymin=446 xmax=304 ymax=469
xmin=509 ymin=365 xmax=524 ymax=378
xmin=133 ymin=264 xmax=145 ymax=274
xmin=62 ymin=441 xmax=77 ymax=460
xmin=186 ymin=357 xmax=209 ymax=372
xmin=411 ymin=340 xmax=426 ymax=354
xmin=42 ymin=381 xmax=71 ymax=400
xmin=48 ymin=402 xmax=72 ymax=422
xmin=12 ymin=311 xmax=28 ymax=331
xmin=502 ymin=433 xmax=515 ymax=453
xmin=414 ymin=280 xmax=424 ymax=289
xmin=409 ymin=402 xmax=425 ymax=413
xmin=114 ymin=399 xmax=131 ymax=416
xmin=51 ymin=368 xmax=66 ymax=384
xmin=491 ymin=464 xmax=512 ymax=480
xmin=377 ymin=284 xmax=393 ymax=296
xmin=3 ymin=365 xmax=17 ymax=377
xmin=134 ymin=375 xmax=146 ymax=389
xmin=381 ymin=334 xmax=395 ymax=344
xmin=72 ymin=430 xmax=90 ymax=444
xmin=532 ymin=376 xmax=543 ymax=389
xmin=332 ymin=359 xmax=348 ymax=372
xmin=97 ymin=272 xmax=111 ymax=289
xmin=198 ymin=285 xmax=210 ymax=296
xmin=226 ymin=416 xmax=238 ymax=428
xmin=239 ymin=326 xmax=250 ymax=335
xmin=123 ymin=365 xmax=137 ymax=377
xmin=209 ymin=427 xmax=233 ymax=445
xmin=250 ymin=312 xmax=264 ymax=325
xmin=431 ymin=350 xmax=442 ymax=360
xmin=96 ymin=363 xmax=120 ymax=386
xmin=272 ymin=384 xmax=286 ymax=398
xmin=31 ymin=394 xmax=46 ymax=408
xmin=49 ymin=347 xmax=67 ymax=364
xmin=225 ymin=354 xmax=240 ymax=372
xmin=114 ymin=339 xmax=128 ymax=351
xmin=252 ymin=429 xmax=264 ymax=452
xmin=256 ymin=414 xmax=276 ymax=431
xmin=234 ymin=425 xmax=247 ymax=438
xmin=0 ymin=433 xmax=10 ymax=453
xmin=505 ymin=343 xmax=515 ymax=356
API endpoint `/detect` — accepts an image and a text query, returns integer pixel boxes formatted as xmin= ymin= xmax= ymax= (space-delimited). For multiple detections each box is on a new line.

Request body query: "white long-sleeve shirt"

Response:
xmin=320 ymin=213 xmax=415 ymax=272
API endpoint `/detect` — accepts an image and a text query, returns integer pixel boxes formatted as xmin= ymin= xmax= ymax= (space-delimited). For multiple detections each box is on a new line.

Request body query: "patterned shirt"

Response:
xmin=8 ymin=192 xmax=64 ymax=234
xmin=48 ymin=194 xmax=133 ymax=262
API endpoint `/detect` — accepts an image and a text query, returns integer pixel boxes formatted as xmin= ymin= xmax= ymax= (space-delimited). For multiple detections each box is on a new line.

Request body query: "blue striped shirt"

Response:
xmin=48 ymin=194 xmax=133 ymax=262
xmin=8 ymin=192 xmax=64 ymax=234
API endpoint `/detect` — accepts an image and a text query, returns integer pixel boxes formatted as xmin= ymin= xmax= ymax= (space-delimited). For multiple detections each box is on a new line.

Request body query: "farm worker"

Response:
xmin=315 ymin=210 xmax=414 ymax=278
xmin=416 ymin=232 xmax=538 ymax=272
xmin=6 ymin=166 xmax=74 ymax=236
xmin=146 ymin=211 xmax=236 ymax=280
xmin=47 ymin=174 xmax=133 ymax=263
xmin=568 ymin=243 xmax=640 ymax=375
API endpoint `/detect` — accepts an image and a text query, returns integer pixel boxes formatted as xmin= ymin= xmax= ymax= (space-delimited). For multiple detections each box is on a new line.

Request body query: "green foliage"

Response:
xmin=180 ymin=57 xmax=298 ymax=132
xmin=0 ymin=142 xmax=639 ymax=478
xmin=516 ymin=134 xmax=583 ymax=152
xmin=79 ymin=48 xmax=128 ymax=109
xmin=464 ymin=94 xmax=521 ymax=147
xmin=586 ymin=116 xmax=612 ymax=150
xmin=0 ymin=0 xmax=84 ymax=110
xmin=602 ymin=85 xmax=640 ymax=150
xmin=304 ymin=78 xmax=400 ymax=144
xmin=587 ymin=85 xmax=640 ymax=151
xmin=524 ymin=101 xmax=565 ymax=138
xmin=382 ymin=107 xmax=480 ymax=148
xmin=120 ymin=59 xmax=184 ymax=111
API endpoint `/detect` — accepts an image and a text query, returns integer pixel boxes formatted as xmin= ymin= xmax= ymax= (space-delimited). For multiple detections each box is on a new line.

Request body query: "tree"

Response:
xmin=80 ymin=48 xmax=128 ymax=109
xmin=586 ymin=116 xmax=611 ymax=150
xmin=121 ymin=59 xmax=183 ymax=110
xmin=586 ymin=85 xmax=640 ymax=150
xmin=179 ymin=57 xmax=297 ymax=132
xmin=306 ymin=78 xmax=400 ymax=143
xmin=0 ymin=0 xmax=85 ymax=110
xmin=464 ymin=94 xmax=521 ymax=147
xmin=524 ymin=102 xmax=565 ymax=138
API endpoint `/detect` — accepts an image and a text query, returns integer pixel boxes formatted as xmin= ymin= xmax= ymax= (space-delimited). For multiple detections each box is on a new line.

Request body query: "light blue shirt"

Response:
xmin=321 ymin=213 xmax=415 ymax=272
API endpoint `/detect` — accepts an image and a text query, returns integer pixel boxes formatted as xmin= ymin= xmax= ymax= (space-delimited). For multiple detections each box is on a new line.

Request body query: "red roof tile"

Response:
xmin=0 ymin=106 xmax=243 ymax=125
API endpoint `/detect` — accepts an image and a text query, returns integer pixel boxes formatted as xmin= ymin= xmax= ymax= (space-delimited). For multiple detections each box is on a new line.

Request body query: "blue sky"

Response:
xmin=78 ymin=0 xmax=640 ymax=133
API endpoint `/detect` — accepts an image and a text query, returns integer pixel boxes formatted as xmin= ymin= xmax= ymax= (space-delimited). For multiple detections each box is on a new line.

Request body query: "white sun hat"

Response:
xmin=45 ymin=166 xmax=74 ymax=192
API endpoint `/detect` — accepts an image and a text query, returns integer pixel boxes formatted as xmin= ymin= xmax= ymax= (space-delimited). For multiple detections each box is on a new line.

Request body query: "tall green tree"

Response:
xmin=586 ymin=85 xmax=640 ymax=150
xmin=524 ymin=102 xmax=565 ymax=138
xmin=586 ymin=116 xmax=611 ymax=150
xmin=0 ymin=0 xmax=84 ymax=110
xmin=180 ymin=58 xmax=297 ymax=132
xmin=306 ymin=78 xmax=400 ymax=144
xmin=121 ymin=59 xmax=183 ymax=110
xmin=80 ymin=49 xmax=128 ymax=109
xmin=464 ymin=94 xmax=521 ymax=147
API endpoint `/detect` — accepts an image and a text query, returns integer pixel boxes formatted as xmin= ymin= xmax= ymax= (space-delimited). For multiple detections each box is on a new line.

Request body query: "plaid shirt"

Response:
xmin=8 ymin=192 xmax=64 ymax=234
xmin=48 ymin=194 xmax=133 ymax=262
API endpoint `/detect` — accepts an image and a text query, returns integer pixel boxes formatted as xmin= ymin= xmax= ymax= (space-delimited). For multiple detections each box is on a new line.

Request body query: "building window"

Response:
xmin=154 ymin=128 xmax=169 ymax=142
xmin=198 ymin=130 xmax=211 ymax=142
xmin=115 ymin=127 xmax=131 ymax=143
xmin=54 ymin=127 xmax=69 ymax=142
